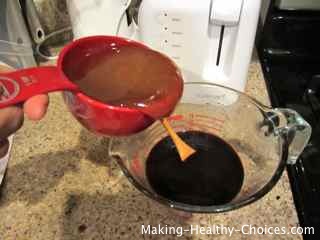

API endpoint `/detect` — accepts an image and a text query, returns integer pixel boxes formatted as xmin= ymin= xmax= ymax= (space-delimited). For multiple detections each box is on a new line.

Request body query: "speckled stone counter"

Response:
xmin=0 ymin=52 xmax=303 ymax=240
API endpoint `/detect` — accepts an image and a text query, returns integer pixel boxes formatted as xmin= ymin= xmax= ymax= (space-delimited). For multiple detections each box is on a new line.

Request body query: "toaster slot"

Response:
xmin=216 ymin=25 xmax=225 ymax=66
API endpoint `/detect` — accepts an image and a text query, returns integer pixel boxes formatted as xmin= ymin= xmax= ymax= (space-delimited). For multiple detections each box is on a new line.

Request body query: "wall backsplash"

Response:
xmin=33 ymin=0 xmax=70 ymax=34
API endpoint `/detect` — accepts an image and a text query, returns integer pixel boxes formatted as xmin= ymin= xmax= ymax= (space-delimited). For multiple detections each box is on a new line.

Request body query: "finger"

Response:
xmin=0 ymin=138 xmax=9 ymax=158
xmin=23 ymin=94 xmax=49 ymax=121
xmin=0 ymin=106 xmax=24 ymax=139
xmin=0 ymin=65 xmax=13 ymax=73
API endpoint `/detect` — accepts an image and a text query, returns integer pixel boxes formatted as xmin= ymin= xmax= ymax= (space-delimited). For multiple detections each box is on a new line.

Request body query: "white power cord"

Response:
xmin=35 ymin=26 xmax=72 ymax=61
xmin=0 ymin=40 xmax=34 ymax=56
xmin=116 ymin=0 xmax=133 ymax=36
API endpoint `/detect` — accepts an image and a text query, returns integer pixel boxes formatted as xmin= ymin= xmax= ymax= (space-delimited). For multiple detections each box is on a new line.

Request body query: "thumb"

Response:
xmin=23 ymin=94 xmax=49 ymax=121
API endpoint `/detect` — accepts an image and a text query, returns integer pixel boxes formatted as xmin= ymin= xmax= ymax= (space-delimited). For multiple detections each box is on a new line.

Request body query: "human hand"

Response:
xmin=0 ymin=65 xmax=49 ymax=158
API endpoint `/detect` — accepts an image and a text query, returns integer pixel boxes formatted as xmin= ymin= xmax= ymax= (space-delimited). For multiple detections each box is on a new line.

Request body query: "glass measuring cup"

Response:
xmin=109 ymin=82 xmax=311 ymax=213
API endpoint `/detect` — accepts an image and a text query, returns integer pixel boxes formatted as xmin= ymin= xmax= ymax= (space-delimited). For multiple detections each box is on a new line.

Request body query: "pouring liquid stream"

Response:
xmin=70 ymin=45 xmax=196 ymax=161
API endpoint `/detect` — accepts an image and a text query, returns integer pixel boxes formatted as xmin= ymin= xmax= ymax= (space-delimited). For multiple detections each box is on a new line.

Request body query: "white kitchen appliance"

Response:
xmin=67 ymin=0 xmax=261 ymax=91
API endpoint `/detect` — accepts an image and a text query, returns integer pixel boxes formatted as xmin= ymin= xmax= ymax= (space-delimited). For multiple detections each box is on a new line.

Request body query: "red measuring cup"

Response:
xmin=0 ymin=36 xmax=183 ymax=136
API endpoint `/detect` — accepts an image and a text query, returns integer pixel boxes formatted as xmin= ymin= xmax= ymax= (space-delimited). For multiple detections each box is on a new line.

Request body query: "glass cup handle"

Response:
xmin=270 ymin=108 xmax=312 ymax=165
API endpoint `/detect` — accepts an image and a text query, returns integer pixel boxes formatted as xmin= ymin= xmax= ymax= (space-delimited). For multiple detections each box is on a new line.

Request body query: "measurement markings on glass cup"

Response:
xmin=147 ymin=117 xmax=183 ymax=142
xmin=167 ymin=115 xmax=184 ymax=121
xmin=186 ymin=121 xmax=222 ymax=133
xmin=130 ymin=159 xmax=145 ymax=182
xmin=148 ymin=127 xmax=166 ymax=141
xmin=148 ymin=118 xmax=187 ymax=141
xmin=193 ymin=114 xmax=225 ymax=124
xmin=191 ymin=122 xmax=223 ymax=132
xmin=131 ymin=152 xmax=144 ymax=178
xmin=188 ymin=114 xmax=225 ymax=132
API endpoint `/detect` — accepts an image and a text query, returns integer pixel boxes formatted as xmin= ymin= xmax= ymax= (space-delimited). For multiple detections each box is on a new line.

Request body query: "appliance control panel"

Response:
xmin=137 ymin=0 xmax=261 ymax=91
xmin=138 ymin=0 xmax=212 ymax=78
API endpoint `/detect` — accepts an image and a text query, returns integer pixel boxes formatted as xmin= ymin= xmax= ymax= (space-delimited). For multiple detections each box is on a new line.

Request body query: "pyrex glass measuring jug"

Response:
xmin=109 ymin=82 xmax=311 ymax=213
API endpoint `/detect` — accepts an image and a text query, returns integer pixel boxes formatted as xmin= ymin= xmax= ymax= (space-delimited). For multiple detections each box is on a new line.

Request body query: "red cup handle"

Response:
xmin=0 ymin=66 xmax=78 ymax=109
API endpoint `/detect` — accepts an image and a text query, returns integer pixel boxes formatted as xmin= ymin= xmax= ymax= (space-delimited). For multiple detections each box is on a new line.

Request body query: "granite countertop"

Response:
xmin=0 ymin=52 xmax=302 ymax=240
